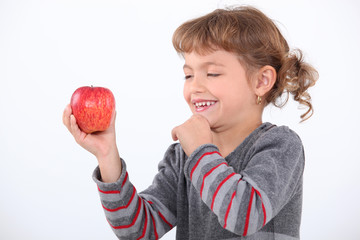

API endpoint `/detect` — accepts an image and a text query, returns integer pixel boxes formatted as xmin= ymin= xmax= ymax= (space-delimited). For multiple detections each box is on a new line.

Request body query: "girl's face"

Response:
xmin=183 ymin=50 xmax=257 ymax=131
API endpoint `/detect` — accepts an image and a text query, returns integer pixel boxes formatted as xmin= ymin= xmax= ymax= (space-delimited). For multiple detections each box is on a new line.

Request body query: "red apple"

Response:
xmin=70 ymin=86 xmax=115 ymax=134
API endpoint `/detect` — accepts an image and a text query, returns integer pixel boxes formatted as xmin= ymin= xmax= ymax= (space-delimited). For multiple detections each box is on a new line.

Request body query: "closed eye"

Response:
xmin=207 ymin=73 xmax=220 ymax=77
xmin=184 ymin=75 xmax=193 ymax=80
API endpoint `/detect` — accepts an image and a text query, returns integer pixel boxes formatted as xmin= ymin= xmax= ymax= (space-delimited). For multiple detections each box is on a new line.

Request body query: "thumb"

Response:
xmin=110 ymin=111 xmax=117 ymax=125
xmin=106 ymin=111 xmax=117 ymax=132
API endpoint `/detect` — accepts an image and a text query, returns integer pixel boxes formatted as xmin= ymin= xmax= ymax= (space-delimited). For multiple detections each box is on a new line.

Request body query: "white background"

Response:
xmin=1 ymin=0 xmax=359 ymax=239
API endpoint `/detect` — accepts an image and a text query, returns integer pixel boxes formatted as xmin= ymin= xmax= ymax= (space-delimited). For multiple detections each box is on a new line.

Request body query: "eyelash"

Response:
xmin=208 ymin=73 xmax=220 ymax=77
xmin=184 ymin=73 xmax=220 ymax=80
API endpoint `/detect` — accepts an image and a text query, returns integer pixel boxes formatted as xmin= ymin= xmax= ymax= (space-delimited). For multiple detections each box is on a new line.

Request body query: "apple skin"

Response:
xmin=70 ymin=86 xmax=115 ymax=134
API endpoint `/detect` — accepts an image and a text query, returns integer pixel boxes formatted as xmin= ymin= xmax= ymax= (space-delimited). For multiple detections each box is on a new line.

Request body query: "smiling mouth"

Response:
xmin=193 ymin=100 xmax=217 ymax=112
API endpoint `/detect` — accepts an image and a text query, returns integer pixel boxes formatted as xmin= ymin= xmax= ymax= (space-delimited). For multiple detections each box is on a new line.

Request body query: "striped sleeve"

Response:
xmin=93 ymin=157 xmax=177 ymax=240
xmin=184 ymin=135 xmax=304 ymax=237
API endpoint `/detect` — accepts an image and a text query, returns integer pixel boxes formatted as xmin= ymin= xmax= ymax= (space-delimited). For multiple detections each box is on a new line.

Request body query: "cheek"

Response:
xmin=183 ymin=84 xmax=191 ymax=104
xmin=183 ymin=83 xmax=196 ymax=113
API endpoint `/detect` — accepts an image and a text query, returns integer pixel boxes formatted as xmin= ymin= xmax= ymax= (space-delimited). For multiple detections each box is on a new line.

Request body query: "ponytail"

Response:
xmin=267 ymin=49 xmax=318 ymax=121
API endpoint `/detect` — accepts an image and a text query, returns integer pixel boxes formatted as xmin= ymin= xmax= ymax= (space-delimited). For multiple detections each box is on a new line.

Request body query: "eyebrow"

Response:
xmin=183 ymin=62 xmax=225 ymax=70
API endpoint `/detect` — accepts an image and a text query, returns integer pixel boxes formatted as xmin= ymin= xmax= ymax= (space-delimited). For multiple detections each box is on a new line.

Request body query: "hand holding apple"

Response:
xmin=70 ymin=86 xmax=115 ymax=134
xmin=63 ymin=86 xmax=121 ymax=183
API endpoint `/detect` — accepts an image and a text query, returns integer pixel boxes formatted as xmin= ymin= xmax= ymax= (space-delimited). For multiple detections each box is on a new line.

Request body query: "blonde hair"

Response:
xmin=172 ymin=6 xmax=318 ymax=121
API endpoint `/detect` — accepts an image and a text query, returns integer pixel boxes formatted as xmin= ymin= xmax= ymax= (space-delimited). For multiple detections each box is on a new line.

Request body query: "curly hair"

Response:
xmin=172 ymin=6 xmax=318 ymax=121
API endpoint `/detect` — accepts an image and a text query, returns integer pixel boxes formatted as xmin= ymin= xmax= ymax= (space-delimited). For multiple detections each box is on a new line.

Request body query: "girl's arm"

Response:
xmin=184 ymin=128 xmax=304 ymax=237
xmin=63 ymin=105 xmax=178 ymax=239
xmin=63 ymin=104 xmax=121 ymax=183
xmin=92 ymin=144 xmax=179 ymax=239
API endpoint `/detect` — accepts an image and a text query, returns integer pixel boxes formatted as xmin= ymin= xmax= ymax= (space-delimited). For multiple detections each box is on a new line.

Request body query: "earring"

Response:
xmin=256 ymin=96 xmax=262 ymax=105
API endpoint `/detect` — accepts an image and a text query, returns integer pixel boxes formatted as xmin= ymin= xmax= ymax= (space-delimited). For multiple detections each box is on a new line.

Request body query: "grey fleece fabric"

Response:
xmin=93 ymin=122 xmax=304 ymax=240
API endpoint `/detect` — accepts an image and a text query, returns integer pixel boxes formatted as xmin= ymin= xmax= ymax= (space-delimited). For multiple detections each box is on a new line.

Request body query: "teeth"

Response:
xmin=194 ymin=101 xmax=215 ymax=108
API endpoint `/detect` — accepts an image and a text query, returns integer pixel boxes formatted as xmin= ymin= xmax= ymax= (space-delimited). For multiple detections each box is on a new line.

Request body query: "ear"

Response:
xmin=254 ymin=65 xmax=276 ymax=97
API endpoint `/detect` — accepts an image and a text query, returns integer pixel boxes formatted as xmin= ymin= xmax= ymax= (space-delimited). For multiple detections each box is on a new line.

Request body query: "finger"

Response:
xmin=63 ymin=104 xmax=72 ymax=131
xmin=70 ymin=114 xmax=84 ymax=142
xmin=192 ymin=113 xmax=208 ymax=123
xmin=171 ymin=127 xmax=179 ymax=141
xmin=192 ymin=114 xmax=211 ymax=129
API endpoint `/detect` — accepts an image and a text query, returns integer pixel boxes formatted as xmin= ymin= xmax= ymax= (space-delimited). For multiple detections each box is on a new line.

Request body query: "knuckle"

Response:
xmin=192 ymin=114 xmax=206 ymax=123
xmin=190 ymin=115 xmax=201 ymax=122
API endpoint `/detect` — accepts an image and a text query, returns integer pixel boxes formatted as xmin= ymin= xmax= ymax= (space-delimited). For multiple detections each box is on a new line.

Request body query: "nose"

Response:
xmin=188 ymin=75 xmax=206 ymax=94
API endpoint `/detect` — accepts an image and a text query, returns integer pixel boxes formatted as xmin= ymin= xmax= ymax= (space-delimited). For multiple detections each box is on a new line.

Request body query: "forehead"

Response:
xmin=183 ymin=50 xmax=241 ymax=69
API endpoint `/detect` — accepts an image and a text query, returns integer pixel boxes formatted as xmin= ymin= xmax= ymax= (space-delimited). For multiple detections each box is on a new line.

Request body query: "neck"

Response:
xmin=211 ymin=118 xmax=262 ymax=157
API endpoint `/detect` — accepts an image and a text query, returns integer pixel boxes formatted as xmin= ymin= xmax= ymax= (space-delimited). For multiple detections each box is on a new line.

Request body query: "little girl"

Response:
xmin=63 ymin=6 xmax=318 ymax=240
